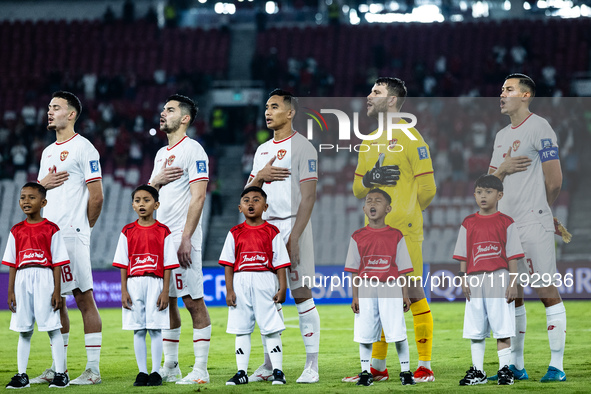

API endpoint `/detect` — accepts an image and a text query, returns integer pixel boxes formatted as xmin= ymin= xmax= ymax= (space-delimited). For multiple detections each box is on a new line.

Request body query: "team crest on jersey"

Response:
xmin=167 ymin=155 xmax=176 ymax=166
xmin=308 ymin=159 xmax=317 ymax=173
xmin=389 ymin=139 xmax=398 ymax=148
xmin=60 ymin=151 xmax=69 ymax=161
xmin=277 ymin=149 xmax=287 ymax=160
xmin=512 ymin=140 xmax=521 ymax=152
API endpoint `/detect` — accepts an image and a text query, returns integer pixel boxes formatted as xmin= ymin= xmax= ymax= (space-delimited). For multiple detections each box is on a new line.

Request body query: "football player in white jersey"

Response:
xmin=34 ymin=91 xmax=104 ymax=385
xmin=148 ymin=95 xmax=211 ymax=385
xmin=488 ymin=74 xmax=566 ymax=382
xmin=246 ymin=89 xmax=321 ymax=383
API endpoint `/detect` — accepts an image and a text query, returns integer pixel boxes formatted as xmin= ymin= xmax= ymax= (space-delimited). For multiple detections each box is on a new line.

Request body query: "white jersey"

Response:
xmin=149 ymin=136 xmax=209 ymax=248
xmin=249 ymin=132 xmax=318 ymax=220
xmin=38 ymin=133 xmax=102 ymax=240
xmin=489 ymin=113 xmax=558 ymax=230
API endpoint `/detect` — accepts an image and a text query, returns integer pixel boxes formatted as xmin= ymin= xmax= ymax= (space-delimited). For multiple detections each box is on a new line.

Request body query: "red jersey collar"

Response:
xmin=511 ymin=113 xmax=533 ymax=129
xmin=56 ymin=133 xmax=79 ymax=145
xmin=167 ymin=135 xmax=188 ymax=151
xmin=273 ymin=131 xmax=296 ymax=144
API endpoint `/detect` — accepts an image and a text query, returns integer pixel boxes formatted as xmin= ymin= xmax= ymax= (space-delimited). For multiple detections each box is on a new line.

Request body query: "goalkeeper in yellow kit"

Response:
xmin=343 ymin=77 xmax=437 ymax=384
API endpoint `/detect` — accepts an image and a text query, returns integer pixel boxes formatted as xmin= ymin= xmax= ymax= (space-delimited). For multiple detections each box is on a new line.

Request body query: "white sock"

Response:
xmin=418 ymin=360 xmax=431 ymax=370
xmin=50 ymin=333 xmax=69 ymax=372
xmin=546 ymin=302 xmax=566 ymax=371
xmin=262 ymin=304 xmax=284 ymax=369
xmin=265 ymin=333 xmax=283 ymax=371
xmin=512 ymin=305 xmax=526 ymax=370
xmin=471 ymin=339 xmax=486 ymax=372
xmin=235 ymin=334 xmax=251 ymax=372
xmin=149 ymin=330 xmax=162 ymax=374
xmin=261 ymin=335 xmax=272 ymax=369
xmin=162 ymin=328 xmax=180 ymax=368
xmin=371 ymin=358 xmax=387 ymax=372
xmin=193 ymin=326 xmax=211 ymax=372
xmin=48 ymin=329 xmax=65 ymax=374
xmin=18 ymin=331 xmax=33 ymax=374
xmin=62 ymin=333 xmax=69 ymax=372
xmin=134 ymin=330 xmax=148 ymax=374
xmin=84 ymin=332 xmax=101 ymax=374
xmin=395 ymin=340 xmax=411 ymax=372
xmin=296 ymin=299 xmax=320 ymax=371
xmin=360 ymin=343 xmax=372 ymax=372
xmin=498 ymin=347 xmax=511 ymax=370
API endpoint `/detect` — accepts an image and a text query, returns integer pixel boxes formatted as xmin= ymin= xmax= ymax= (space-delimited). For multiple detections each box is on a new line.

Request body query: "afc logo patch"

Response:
xmin=277 ymin=149 xmax=287 ymax=160
xmin=417 ymin=146 xmax=429 ymax=160
xmin=60 ymin=151 xmax=69 ymax=161
xmin=167 ymin=155 xmax=176 ymax=166
xmin=512 ymin=140 xmax=521 ymax=151
xmin=308 ymin=159 xmax=317 ymax=173
xmin=89 ymin=160 xmax=99 ymax=173
xmin=196 ymin=160 xmax=207 ymax=173
xmin=541 ymin=138 xmax=552 ymax=148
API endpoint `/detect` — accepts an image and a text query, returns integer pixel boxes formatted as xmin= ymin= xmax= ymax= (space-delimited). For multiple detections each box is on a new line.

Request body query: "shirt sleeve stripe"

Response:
xmin=274 ymin=262 xmax=292 ymax=270
xmin=53 ymin=260 xmax=70 ymax=267
xmin=452 ymin=255 xmax=467 ymax=261
xmin=299 ymin=177 xmax=318 ymax=183
xmin=85 ymin=177 xmax=102 ymax=183
xmin=489 ymin=166 xmax=498 ymax=170
xmin=219 ymin=260 xmax=234 ymax=267
xmin=344 ymin=267 xmax=358 ymax=273
xmin=112 ymin=263 xmax=128 ymax=269
xmin=189 ymin=177 xmax=209 ymax=184
xmin=507 ymin=253 xmax=525 ymax=261
xmin=414 ymin=171 xmax=434 ymax=178
xmin=354 ymin=173 xmax=363 ymax=177
xmin=2 ymin=261 xmax=16 ymax=267
xmin=399 ymin=268 xmax=414 ymax=275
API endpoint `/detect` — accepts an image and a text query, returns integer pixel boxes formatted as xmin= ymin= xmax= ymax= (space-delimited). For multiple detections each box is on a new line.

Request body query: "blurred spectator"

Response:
xmin=10 ymin=139 xmax=28 ymax=173
xmin=103 ymin=6 xmax=116 ymax=24
xmin=145 ymin=5 xmax=158 ymax=25
xmin=123 ymin=0 xmax=135 ymax=23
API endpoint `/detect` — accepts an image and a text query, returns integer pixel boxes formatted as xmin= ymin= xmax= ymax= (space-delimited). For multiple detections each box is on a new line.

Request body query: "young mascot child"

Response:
xmin=453 ymin=174 xmax=524 ymax=386
xmin=344 ymin=188 xmax=415 ymax=387
xmin=219 ymin=186 xmax=291 ymax=385
xmin=3 ymin=183 xmax=70 ymax=388
xmin=113 ymin=185 xmax=180 ymax=386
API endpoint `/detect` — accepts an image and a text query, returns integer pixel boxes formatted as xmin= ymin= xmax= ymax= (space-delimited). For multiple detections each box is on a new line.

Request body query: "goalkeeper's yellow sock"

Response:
xmin=370 ymin=331 xmax=388 ymax=369
xmin=411 ymin=298 xmax=433 ymax=369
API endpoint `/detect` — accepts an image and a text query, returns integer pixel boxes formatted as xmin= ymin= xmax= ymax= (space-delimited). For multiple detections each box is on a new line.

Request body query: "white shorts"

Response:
xmin=354 ymin=284 xmax=406 ymax=344
xmin=168 ymin=241 xmax=203 ymax=299
xmin=269 ymin=218 xmax=315 ymax=290
xmin=10 ymin=268 xmax=61 ymax=332
xmin=463 ymin=271 xmax=515 ymax=339
xmin=226 ymin=271 xmax=285 ymax=335
xmin=61 ymin=235 xmax=93 ymax=295
xmin=516 ymin=223 xmax=557 ymax=285
xmin=123 ymin=276 xmax=169 ymax=330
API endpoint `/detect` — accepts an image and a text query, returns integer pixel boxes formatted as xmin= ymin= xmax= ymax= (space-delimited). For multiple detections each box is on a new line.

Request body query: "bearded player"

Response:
xmin=343 ymin=77 xmax=436 ymax=383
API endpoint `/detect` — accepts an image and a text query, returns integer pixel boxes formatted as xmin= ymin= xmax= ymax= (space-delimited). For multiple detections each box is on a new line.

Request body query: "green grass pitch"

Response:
xmin=1 ymin=300 xmax=589 ymax=393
